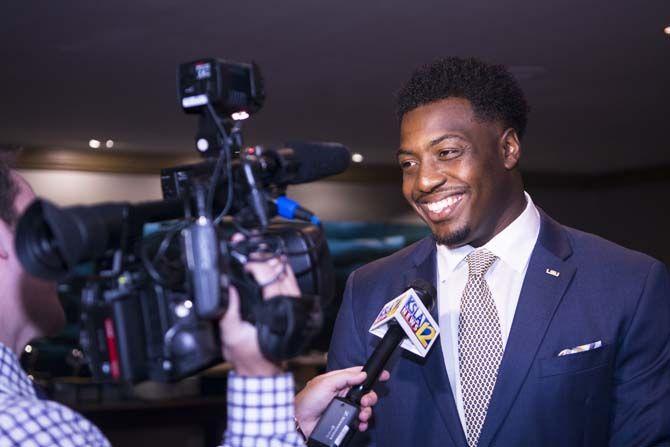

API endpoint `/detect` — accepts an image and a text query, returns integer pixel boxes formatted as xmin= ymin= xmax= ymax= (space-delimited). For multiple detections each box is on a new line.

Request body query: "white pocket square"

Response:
xmin=557 ymin=340 xmax=602 ymax=357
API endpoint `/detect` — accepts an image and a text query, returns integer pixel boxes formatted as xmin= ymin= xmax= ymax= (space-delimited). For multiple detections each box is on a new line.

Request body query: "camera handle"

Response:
xmin=183 ymin=182 xmax=225 ymax=320
xmin=241 ymin=155 xmax=270 ymax=229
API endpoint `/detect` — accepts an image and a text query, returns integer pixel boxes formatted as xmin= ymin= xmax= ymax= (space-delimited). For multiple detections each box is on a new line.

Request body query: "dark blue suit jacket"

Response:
xmin=327 ymin=211 xmax=670 ymax=446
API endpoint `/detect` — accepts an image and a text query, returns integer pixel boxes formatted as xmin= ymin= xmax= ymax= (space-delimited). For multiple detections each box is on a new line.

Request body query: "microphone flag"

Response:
xmin=368 ymin=287 xmax=439 ymax=357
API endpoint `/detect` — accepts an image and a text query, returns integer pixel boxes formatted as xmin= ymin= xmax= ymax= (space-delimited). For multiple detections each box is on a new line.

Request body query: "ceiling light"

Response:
xmin=88 ymin=139 xmax=101 ymax=149
xmin=352 ymin=153 xmax=364 ymax=163
xmin=105 ymin=139 xmax=114 ymax=149
xmin=664 ymin=26 xmax=670 ymax=35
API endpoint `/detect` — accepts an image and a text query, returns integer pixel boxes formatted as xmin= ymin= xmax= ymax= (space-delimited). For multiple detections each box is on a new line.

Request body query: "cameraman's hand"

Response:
xmin=294 ymin=366 xmax=390 ymax=438
xmin=219 ymin=254 xmax=300 ymax=376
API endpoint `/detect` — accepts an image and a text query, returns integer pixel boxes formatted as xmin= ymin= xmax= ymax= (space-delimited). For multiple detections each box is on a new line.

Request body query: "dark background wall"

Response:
xmin=292 ymin=175 xmax=670 ymax=265
xmin=529 ymin=179 xmax=670 ymax=265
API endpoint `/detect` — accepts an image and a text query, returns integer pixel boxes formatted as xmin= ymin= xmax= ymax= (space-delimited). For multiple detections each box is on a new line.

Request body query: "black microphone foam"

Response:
xmin=408 ymin=278 xmax=437 ymax=312
xmin=283 ymin=141 xmax=351 ymax=184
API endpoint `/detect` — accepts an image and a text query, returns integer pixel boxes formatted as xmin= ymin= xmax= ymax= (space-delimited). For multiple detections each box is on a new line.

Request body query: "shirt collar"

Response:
xmin=0 ymin=342 xmax=37 ymax=398
xmin=436 ymin=192 xmax=541 ymax=274
xmin=436 ymin=240 xmax=472 ymax=276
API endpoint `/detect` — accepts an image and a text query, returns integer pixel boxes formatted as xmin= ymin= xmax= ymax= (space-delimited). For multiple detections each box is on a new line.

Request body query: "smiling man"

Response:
xmin=327 ymin=57 xmax=670 ymax=446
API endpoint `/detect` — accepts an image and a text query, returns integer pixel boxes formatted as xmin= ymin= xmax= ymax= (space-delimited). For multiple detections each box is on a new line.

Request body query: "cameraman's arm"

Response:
xmin=218 ymin=256 xmax=385 ymax=446
xmin=218 ymin=256 xmax=304 ymax=446
xmin=218 ymin=256 xmax=293 ymax=376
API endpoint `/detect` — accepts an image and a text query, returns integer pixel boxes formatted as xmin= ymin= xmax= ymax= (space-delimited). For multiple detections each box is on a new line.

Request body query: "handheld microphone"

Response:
xmin=307 ymin=279 xmax=438 ymax=447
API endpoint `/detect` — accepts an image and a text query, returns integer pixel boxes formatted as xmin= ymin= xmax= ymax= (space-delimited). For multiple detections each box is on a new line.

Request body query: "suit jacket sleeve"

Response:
xmin=327 ymin=270 xmax=376 ymax=447
xmin=610 ymin=260 xmax=670 ymax=446
xmin=327 ymin=270 xmax=369 ymax=371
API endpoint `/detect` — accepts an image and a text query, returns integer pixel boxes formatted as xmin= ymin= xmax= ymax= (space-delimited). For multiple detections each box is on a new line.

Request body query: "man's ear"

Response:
xmin=0 ymin=220 xmax=12 ymax=260
xmin=500 ymin=128 xmax=521 ymax=170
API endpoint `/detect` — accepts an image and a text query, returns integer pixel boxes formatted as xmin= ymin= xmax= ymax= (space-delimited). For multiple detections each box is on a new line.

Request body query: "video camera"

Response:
xmin=15 ymin=59 xmax=349 ymax=383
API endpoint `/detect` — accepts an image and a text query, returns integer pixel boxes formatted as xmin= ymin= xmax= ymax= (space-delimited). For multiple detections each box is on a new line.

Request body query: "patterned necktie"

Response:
xmin=458 ymin=248 xmax=503 ymax=447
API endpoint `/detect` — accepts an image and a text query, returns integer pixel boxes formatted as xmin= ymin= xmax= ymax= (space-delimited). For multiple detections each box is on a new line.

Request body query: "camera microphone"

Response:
xmin=307 ymin=279 xmax=439 ymax=447
xmin=239 ymin=141 xmax=351 ymax=186
xmin=161 ymin=141 xmax=350 ymax=210
xmin=280 ymin=141 xmax=351 ymax=185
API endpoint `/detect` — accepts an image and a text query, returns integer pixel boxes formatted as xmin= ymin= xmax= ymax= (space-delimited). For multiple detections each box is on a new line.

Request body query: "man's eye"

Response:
xmin=438 ymin=148 xmax=462 ymax=159
xmin=399 ymin=160 xmax=417 ymax=170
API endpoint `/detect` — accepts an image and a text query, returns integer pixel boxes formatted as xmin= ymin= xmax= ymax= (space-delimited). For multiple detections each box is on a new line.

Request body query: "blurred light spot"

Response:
xmin=105 ymin=140 xmax=114 ymax=149
xmin=231 ymin=111 xmax=250 ymax=121
xmin=352 ymin=153 xmax=364 ymax=163
xmin=89 ymin=139 xmax=101 ymax=149
xmin=175 ymin=302 xmax=191 ymax=318
xmin=196 ymin=138 xmax=209 ymax=152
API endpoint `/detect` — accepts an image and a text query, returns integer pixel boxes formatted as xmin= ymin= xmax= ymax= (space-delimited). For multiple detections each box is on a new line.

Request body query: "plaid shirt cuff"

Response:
xmin=223 ymin=372 xmax=303 ymax=447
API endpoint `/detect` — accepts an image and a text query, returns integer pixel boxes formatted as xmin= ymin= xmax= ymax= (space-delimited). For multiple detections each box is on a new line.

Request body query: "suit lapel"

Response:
xmin=477 ymin=211 xmax=576 ymax=447
xmin=403 ymin=238 xmax=469 ymax=447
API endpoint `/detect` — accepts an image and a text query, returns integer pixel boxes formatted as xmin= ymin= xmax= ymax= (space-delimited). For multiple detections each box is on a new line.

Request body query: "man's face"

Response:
xmin=9 ymin=173 xmax=65 ymax=336
xmin=398 ymin=98 xmax=520 ymax=248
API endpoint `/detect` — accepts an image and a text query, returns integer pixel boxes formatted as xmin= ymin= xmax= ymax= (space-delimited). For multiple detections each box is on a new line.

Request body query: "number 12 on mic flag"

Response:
xmin=369 ymin=288 xmax=440 ymax=357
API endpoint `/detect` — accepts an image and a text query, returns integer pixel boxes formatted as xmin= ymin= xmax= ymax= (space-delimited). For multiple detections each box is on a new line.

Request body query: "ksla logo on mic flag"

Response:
xmin=369 ymin=288 xmax=440 ymax=357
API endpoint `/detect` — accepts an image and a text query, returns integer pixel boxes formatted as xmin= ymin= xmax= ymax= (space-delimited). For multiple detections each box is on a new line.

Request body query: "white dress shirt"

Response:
xmin=436 ymin=192 xmax=541 ymax=433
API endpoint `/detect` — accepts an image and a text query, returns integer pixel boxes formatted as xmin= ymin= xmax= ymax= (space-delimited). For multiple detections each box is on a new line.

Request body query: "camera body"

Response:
xmin=79 ymin=272 xmax=219 ymax=383
xmin=16 ymin=58 xmax=346 ymax=384
xmin=77 ymin=221 xmax=331 ymax=383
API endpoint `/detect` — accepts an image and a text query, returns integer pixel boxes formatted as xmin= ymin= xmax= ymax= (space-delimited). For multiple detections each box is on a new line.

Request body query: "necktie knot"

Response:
xmin=466 ymin=248 xmax=497 ymax=277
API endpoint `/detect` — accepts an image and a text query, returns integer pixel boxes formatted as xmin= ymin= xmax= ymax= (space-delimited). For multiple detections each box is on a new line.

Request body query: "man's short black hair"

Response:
xmin=396 ymin=57 xmax=530 ymax=139
xmin=0 ymin=150 xmax=19 ymax=226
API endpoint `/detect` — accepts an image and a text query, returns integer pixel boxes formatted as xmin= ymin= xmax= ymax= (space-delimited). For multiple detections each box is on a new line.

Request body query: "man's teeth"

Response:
xmin=425 ymin=195 xmax=462 ymax=213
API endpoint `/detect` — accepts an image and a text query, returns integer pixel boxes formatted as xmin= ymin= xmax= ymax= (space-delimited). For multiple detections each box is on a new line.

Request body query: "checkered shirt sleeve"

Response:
xmin=0 ymin=343 xmax=110 ymax=447
xmin=220 ymin=372 xmax=304 ymax=447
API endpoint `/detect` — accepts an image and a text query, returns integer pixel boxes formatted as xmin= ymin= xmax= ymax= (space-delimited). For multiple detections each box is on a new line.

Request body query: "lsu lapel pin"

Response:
xmin=545 ymin=268 xmax=560 ymax=277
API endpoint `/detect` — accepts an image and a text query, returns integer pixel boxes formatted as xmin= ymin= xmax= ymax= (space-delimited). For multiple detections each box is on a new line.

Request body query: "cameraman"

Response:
xmin=0 ymin=157 xmax=383 ymax=446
